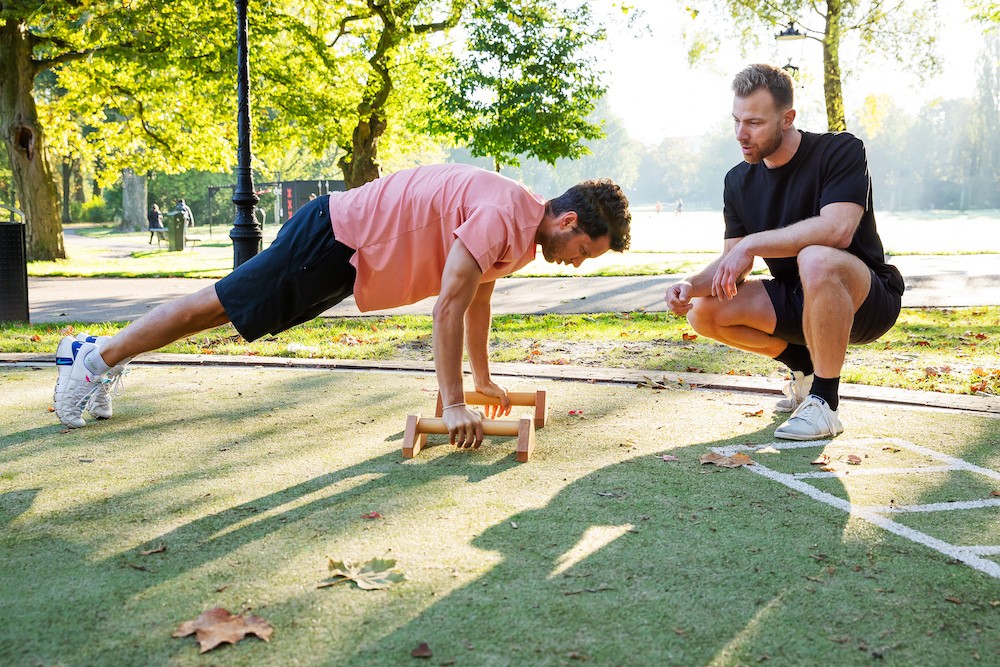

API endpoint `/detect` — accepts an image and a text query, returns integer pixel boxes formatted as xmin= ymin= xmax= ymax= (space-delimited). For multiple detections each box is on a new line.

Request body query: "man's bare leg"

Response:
xmin=98 ymin=285 xmax=232 ymax=366
xmin=686 ymin=280 xmax=787 ymax=357
xmin=798 ymin=246 xmax=871 ymax=379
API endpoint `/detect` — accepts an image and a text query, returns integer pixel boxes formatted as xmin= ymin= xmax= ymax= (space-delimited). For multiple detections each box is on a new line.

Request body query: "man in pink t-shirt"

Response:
xmin=53 ymin=164 xmax=631 ymax=448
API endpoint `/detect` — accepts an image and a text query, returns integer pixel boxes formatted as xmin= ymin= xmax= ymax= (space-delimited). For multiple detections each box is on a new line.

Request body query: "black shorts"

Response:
xmin=215 ymin=195 xmax=357 ymax=342
xmin=764 ymin=269 xmax=903 ymax=346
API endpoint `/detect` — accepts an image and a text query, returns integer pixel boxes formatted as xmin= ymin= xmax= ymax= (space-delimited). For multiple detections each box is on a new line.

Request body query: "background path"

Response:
xmin=26 ymin=253 xmax=1000 ymax=324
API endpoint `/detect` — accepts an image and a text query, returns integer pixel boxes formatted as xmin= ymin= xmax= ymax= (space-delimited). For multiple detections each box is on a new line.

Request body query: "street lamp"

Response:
xmin=775 ymin=22 xmax=806 ymax=42
xmin=230 ymin=0 xmax=262 ymax=268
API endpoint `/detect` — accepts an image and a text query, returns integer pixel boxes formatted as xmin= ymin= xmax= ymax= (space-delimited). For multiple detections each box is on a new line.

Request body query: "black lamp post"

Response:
xmin=230 ymin=0 xmax=261 ymax=268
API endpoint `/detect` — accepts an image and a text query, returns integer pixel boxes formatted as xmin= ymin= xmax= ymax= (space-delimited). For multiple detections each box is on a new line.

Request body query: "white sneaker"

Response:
xmin=54 ymin=336 xmax=79 ymax=424
xmin=75 ymin=334 xmax=127 ymax=419
xmin=54 ymin=342 xmax=106 ymax=428
xmin=774 ymin=395 xmax=844 ymax=441
xmin=775 ymin=371 xmax=813 ymax=413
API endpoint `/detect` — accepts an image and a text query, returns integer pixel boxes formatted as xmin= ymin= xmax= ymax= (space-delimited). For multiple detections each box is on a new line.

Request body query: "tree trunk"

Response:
xmin=822 ymin=0 xmax=847 ymax=132
xmin=0 ymin=21 xmax=65 ymax=260
xmin=120 ymin=169 xmax=147 ymax=231
xmin=338 ymin=112 xmax=387 ymax=189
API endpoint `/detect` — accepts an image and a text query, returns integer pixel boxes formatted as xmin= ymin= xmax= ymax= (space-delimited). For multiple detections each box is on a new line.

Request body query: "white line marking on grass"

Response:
xmin=793 ymin=465 xmax=956 ymax=479
xmin=712 ymin=438 xmax=1000 ymax=580
xmin=882 ymin=498 xmax=1000 ymax=513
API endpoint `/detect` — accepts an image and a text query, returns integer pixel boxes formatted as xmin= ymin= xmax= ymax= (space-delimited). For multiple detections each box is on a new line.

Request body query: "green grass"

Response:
xmin=2 ymin=366 xmax=998 ymax=666
xmin=3 ymin=307 xmax=999 ymax=395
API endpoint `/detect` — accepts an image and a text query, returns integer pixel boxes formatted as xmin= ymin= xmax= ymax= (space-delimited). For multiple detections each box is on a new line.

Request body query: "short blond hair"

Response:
xmin=732 ymin=64 xmax=794 ymax=109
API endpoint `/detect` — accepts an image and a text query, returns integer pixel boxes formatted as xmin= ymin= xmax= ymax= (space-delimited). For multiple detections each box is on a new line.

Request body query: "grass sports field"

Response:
xmin=1 ymin=365 xmax=998 ymax=665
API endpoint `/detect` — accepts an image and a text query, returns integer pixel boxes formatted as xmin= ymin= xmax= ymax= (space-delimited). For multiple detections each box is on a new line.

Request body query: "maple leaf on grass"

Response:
xmin=173 ymin=607 xmax=273 ymax=653
xmin=318 ymin=557 xmax=405 ymax=590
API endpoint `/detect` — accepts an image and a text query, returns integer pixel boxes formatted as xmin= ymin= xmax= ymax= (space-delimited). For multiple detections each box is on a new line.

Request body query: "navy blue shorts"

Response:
xmin=215 ymin=195 xmax=357 ymax=342
xmin=764 ymin=268 xmax=902 ymax=346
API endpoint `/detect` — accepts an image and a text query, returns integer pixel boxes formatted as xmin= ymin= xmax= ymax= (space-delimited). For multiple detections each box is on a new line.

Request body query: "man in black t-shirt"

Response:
xmin=665 ymin=63 xmax=904 ymax=440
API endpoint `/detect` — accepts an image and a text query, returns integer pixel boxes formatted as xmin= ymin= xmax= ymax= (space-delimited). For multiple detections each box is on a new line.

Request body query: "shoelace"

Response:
xmin=792 ymin=398 xmax=835 ymax=432
xmin=102 ymin=367 xmax=130 ymax=398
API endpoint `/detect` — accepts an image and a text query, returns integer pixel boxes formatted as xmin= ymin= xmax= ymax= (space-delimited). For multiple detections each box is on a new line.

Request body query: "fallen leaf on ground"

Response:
xmin=945 ymin=596 xmax=962 ymax=604
xmin=139 ymin=543 xmax=167 ymax=556
xmin=411 ymin=642 xmax=433 ymax=658
xmin=756 ymin=446 xmax=780 ymax=454
xmin=360 ymin=511 xmax=383 ymax=519
xmin=700 ymin=452 xmax=755 ymax=468
xmin=811 ymin=454 xmax=831 ymax=465
xmin=318 ymin=557 xmax=405 ymax=590
xmin=681 ymin=333 xmax=698 ymax=341
xmin=660 ymin=454 xmax=680 ymax=462
xmin=847 ymin=454 xmax=862 ymax=465
xmin=742 ymin=409 xmax=764 ymax=417
xmin=637 ymin=375 xmax=671 ymax=390
xmin=173 ymin=607 xmax=273 ymax=653
xmin=990 ymin=491 xmax=1000 ymax=498
xmin=882 ymin=446 xmax=901 ymax=453
xmin=30 ymin=334 xmax=41 ymax=342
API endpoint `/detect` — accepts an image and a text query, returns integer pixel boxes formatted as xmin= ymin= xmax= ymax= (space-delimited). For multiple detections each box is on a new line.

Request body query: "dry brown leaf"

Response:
xmin=411 ymin=642 xmax=433 ymax=658
xmin=742 ymin=409 xmax=764 ymax=417
xmin=811 ymin=454 xmax=831 ymax=465
xmin=173 ymin=607 xmax=273 ymax=653
xmin=681 ymin=333 xmax=698 ymax=341
xmin=699 ymin=452 xmax=754 ymax=468
xmin=847 ymin=454 xmax=862 ymax=465
xmin=945 ymin=596 xmax=962 ymax=604
xmin=139 ymin=543 xmax=167 ymax=556
xmin=990 ymin=490 xmax=1000 ymax=498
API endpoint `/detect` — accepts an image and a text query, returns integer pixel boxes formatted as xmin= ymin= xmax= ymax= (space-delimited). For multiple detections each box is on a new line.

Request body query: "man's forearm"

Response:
xmin=433 ymin=302 xmax=468 ymax=406
xmin=464 ymin=300 xmax=493 ymax=388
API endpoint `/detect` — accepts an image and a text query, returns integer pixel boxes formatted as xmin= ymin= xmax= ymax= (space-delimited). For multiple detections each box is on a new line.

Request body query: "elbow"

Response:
xmin=831 ymin=229 xmax=855 ymax=249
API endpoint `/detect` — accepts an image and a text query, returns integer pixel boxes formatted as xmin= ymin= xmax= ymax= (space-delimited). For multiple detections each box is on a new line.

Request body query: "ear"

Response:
xmin=782 ymin=108 xmax=796 ymax=130
xmin=560 ymin=211 xmax=578 ymax=230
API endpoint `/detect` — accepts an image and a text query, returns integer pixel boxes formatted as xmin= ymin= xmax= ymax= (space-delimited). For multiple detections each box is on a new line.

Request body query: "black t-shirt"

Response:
xmin=723 ymin=130 xmax=904 ymax=294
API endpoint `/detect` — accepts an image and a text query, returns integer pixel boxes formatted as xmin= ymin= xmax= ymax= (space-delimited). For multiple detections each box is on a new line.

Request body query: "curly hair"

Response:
xmin=546 ymin=179 xmax=631 ymax=252
xmin=732 ymin=63 xmax=795 ymax=110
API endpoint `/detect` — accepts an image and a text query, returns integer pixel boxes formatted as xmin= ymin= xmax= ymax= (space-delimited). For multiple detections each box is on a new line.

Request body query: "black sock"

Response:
xmin=810 ymin=375 xmax=840 ymax=411
xmin=774 ymin=344 xmax=814 ymax=377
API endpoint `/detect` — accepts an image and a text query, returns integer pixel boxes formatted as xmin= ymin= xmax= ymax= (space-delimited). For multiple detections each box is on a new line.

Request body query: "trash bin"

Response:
xmin=0 ymin=222 xmax=29 ymax=323
xmin=167 ymin=212 xmax=186 ymax=251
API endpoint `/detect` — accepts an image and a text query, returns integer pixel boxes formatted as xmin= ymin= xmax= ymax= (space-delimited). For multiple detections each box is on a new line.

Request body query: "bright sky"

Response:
xmin=594 ymin=0 xmax=986 ymax=144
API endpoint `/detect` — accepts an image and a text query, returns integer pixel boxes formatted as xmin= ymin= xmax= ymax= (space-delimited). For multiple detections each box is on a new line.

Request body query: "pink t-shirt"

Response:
xmin=329 ymin=164 xmax=545 ymax=312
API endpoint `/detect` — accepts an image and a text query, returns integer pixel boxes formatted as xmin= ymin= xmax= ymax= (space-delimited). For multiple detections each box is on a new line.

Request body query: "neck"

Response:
xmin=763 ymin=127 xmax=801 ymax=169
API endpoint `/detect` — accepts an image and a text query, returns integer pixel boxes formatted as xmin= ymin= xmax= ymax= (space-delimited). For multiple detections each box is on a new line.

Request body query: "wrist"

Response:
xmin=442 ymin=402 xmax=467 ymax=411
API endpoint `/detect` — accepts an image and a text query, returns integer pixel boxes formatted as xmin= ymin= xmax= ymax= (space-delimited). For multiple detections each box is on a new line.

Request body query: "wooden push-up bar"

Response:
xmin=434 ymin=389 xmax=548 ymax=428
xmin=402 ymin=389 xmax=547 ymax=462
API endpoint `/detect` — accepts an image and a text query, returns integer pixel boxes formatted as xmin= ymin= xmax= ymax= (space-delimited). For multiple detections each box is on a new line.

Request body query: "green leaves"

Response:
xmin=318 ymin=557 xmax=406 ymax=590
xmin=428 ymin=0 xmax=607 ymax=170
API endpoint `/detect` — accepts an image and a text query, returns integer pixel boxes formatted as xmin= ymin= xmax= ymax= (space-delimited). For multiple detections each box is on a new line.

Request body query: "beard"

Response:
xmin=743 ymin=124 xmax=784 ymax=164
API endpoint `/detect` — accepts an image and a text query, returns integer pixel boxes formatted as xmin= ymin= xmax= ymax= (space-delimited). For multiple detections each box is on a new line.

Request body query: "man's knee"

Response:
xmin=798 ymin=246 xmax=870 ymax=302
xmin=687 ymin=297 xmax=724 ymax=336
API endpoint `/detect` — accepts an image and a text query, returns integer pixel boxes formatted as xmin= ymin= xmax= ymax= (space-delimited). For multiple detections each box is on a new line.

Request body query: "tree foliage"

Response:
xmin=680 ymin=0 xmax=942 ymax=132
xmin=429 ymin=0 xmax=607 ymax=171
